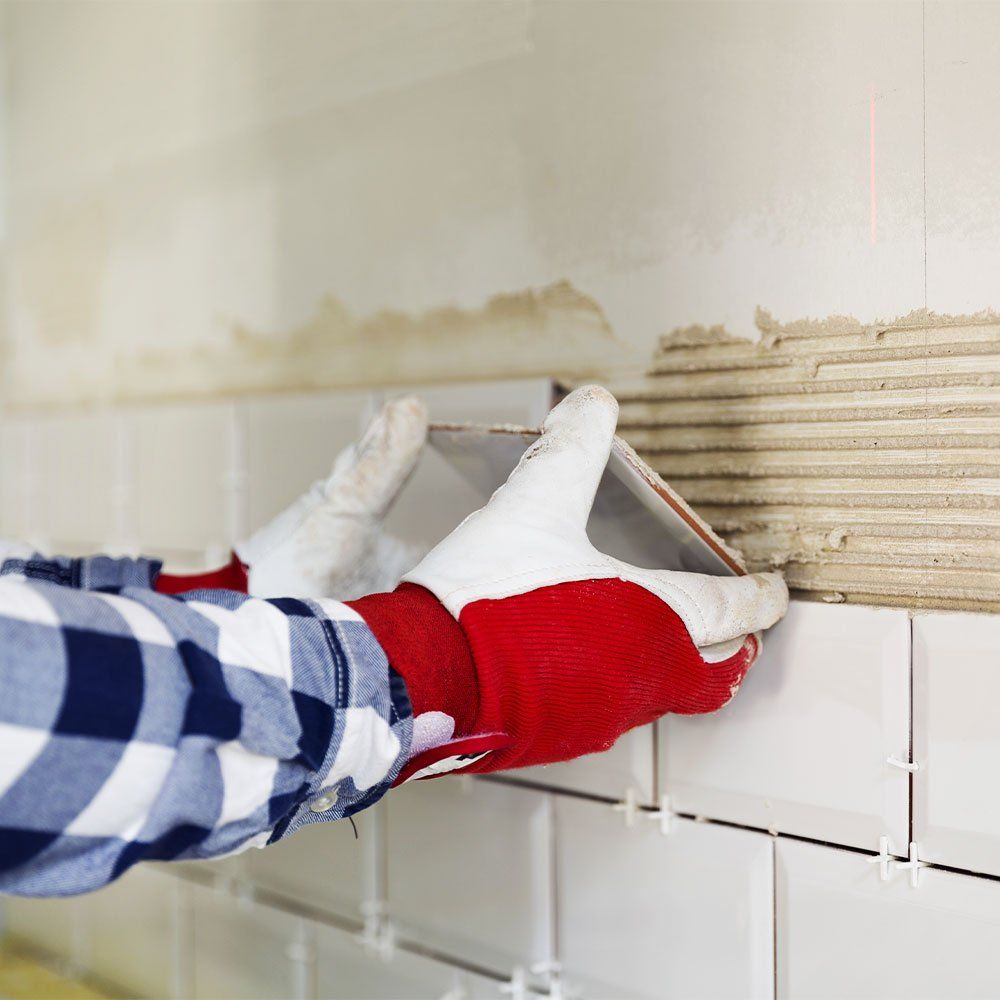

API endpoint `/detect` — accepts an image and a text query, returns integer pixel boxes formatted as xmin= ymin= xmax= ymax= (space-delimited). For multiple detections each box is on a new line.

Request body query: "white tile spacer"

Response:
xmin=887 ymin=755 xmax=920 ymax=773
xmin=612 ymin=787 xmax=641 ymax=828
xmin=529 ymin=960 xmax=561 ymax=978
xmin=867 ymin=835 xmax=894 ymax=882
xmin=896 ymin=841 xmax=928 ymax=889
xmin=500 ymin=966 xmax=531 ymax=1000
xmin=645 ymin=793 xmax=675 ymax=835
xmin=358 ymin=900 xmax=395 ymax=960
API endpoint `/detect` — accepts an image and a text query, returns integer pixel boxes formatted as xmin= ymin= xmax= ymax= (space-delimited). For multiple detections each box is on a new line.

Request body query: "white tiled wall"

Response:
xmin=775 ymin=838 xmax=1000 ymax=999
xmin=2 ymin=382 xmax=999 ymax=1000
xmin=660 ymin=603 xmax=912 ymax=853
xmin=913 ymin=613 xmax=1000 ymax=878
xmin=244 ymin=808 xmax=377 ymax=924
xmin=386 ymin=779 xmax=554 ymax=979
xmin=554 ymin=799 xmax=774 ymax=1000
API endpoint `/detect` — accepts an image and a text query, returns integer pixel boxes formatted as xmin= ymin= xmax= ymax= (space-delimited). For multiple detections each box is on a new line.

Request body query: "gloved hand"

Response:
xmin=349 ymin=385 xmax=789 ymax=781
xmin=236 ymin=396 xmax=427 ymax=599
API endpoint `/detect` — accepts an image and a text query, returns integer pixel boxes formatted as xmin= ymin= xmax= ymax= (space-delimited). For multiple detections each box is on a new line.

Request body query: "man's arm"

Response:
xmin=0 ymin=555 xmax=412 ymax=897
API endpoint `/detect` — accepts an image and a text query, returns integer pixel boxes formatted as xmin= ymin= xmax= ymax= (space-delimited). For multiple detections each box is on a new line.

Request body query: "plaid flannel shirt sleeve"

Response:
xmin=0 ymin=554 xmax=413 ymax=897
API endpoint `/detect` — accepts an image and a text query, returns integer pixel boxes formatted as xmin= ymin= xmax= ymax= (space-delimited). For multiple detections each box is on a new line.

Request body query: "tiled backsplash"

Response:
xmin=2 ymin=380 xmax=999 ymax=999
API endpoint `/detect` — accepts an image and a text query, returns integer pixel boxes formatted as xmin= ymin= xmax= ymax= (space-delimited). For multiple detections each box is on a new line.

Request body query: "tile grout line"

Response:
xmin=481 ymin=774 xmax=1000 ymax=882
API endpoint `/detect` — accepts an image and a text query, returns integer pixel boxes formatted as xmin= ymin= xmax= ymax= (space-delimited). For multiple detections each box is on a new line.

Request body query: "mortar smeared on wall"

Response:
xmin=606 ymin=309 xmax=1000 ymax=613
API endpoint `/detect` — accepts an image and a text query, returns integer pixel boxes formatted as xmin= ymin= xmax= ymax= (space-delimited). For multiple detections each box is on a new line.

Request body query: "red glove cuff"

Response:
xmin=346 ymin=583 xmax=480 ymax=737
xmin=155 ymin=552 xmax=249 ymax=595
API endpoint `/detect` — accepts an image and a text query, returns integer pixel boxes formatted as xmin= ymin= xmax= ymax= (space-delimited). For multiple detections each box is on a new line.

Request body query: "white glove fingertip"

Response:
xmin=324 ymin=395 xmax=428 ymax=516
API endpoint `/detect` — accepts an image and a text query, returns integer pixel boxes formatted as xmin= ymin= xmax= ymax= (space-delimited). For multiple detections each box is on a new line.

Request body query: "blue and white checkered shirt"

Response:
xmin=0 ymin=554 xmax=413 ymax=897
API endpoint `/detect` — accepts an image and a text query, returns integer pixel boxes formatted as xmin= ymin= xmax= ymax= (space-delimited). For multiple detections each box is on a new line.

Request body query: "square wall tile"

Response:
xmin=245 ymin=810 xmax=376 ymax=924
xmin=661 ymin=601 xmax=911 ymax=853
xmin=515 ymin=724 xmax=656 ymax=805
xmin=38 ymin=410 xmax=118 ymax=548
xmin=386 ymin=777 xmax=553 ymax=978
xmin=914 ymin=612 xmax=1000 ymax=876
xmin=555 ymin=798 xmax=773 ymax=1000
xmin=190 ymin=884 xmax=297 ymax=999
xmin=85 ymin=865 xmax=177 ymax=998
xmin=134 ymin=402 xmax=233 ymax=555
xmin=315 ymin=923 xmax=485 ymax=999
xmin=0 ymin=418 xmax=35 ymax=543
xmin=243 ymin=390 xmax=373 ymax=530
xmin=776 ymin=838 xmax=1000 ymax=999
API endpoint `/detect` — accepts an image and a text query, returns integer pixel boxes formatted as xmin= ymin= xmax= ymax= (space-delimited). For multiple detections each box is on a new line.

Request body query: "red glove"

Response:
xmin=349 ymin=386 xmax=789 ymax=782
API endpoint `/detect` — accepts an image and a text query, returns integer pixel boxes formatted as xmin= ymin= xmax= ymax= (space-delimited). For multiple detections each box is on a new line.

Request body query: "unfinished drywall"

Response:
xmin=609 ymin=311 xmax=1000 ymax=612
xmin=0 ymin=1 xmax=945 ymax=406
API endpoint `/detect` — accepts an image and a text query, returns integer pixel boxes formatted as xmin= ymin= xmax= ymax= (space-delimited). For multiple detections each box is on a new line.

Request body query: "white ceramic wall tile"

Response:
xmin=190 ymin=883 xmax=298 ymax=999
xmin=37 ymin=411 xmax=118 ymax=548
xmin=776 ymin=837 xmax=1000 ymax=999
xmin=0 ymin=418 xmax=34 ymax=543
xmin=555 ymin=798 xmax=773 ymax=1000
xmin=914 ymin=612 xmax=1000 ymax=877
xmin=315 ymin=923 xmax=492 ymax=1000
xmin=515 ymin=725 xmax=656 ymax=805
xmin=386 ymin=778 xmax=553 ymax=979
xmin=84 ymin=865 xmax=177 ymax=998
xmin=133 ymin=402 xmax=233 ymax=556
xmin=243 ymin=390 xmax=374 ymax=530
xmin=245 ymin=809 xmax=376 ymax=924
xmin=661 ymin=601 xmax=911 ymax=853
xmin=1 ymin=894 xmax=81 ymax=963
xmin=382 ymin=379 xmax=553 ymax=551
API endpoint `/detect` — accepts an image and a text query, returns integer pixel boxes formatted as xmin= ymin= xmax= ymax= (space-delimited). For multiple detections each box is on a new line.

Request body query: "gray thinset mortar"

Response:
xmin=607 ymin=311 xmax=1000 ymax=613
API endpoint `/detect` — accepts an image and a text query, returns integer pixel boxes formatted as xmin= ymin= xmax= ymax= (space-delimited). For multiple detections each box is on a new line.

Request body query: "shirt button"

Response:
xmin=309 ymin=788 xmax=339 ymax=814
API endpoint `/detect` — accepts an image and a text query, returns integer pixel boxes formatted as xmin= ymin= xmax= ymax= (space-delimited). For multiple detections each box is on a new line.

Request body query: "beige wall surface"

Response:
xmin=7 ymin=0 xmax=995 ymax=408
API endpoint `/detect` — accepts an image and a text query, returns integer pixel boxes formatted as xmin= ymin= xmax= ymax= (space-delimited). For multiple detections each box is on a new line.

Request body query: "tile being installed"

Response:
xmin=84 ymin=865 xmax=177 ymax=998
xmin=660 ymin=601 xmax=911 ymax=853
xmin=913 ymin=612 xmax=1000 ymax=877
xmin=244 ymin=808 xmax=377 ymax=924
xmin=776 ymin=838 xmax=1000 ymax=999
xmin=386 ymin=777 xmax=553 ymax=979
xmin=382 ymin=379 xmax=554 ymax=551
xmin=555 ymin=797 xmax=773 ymax=1000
